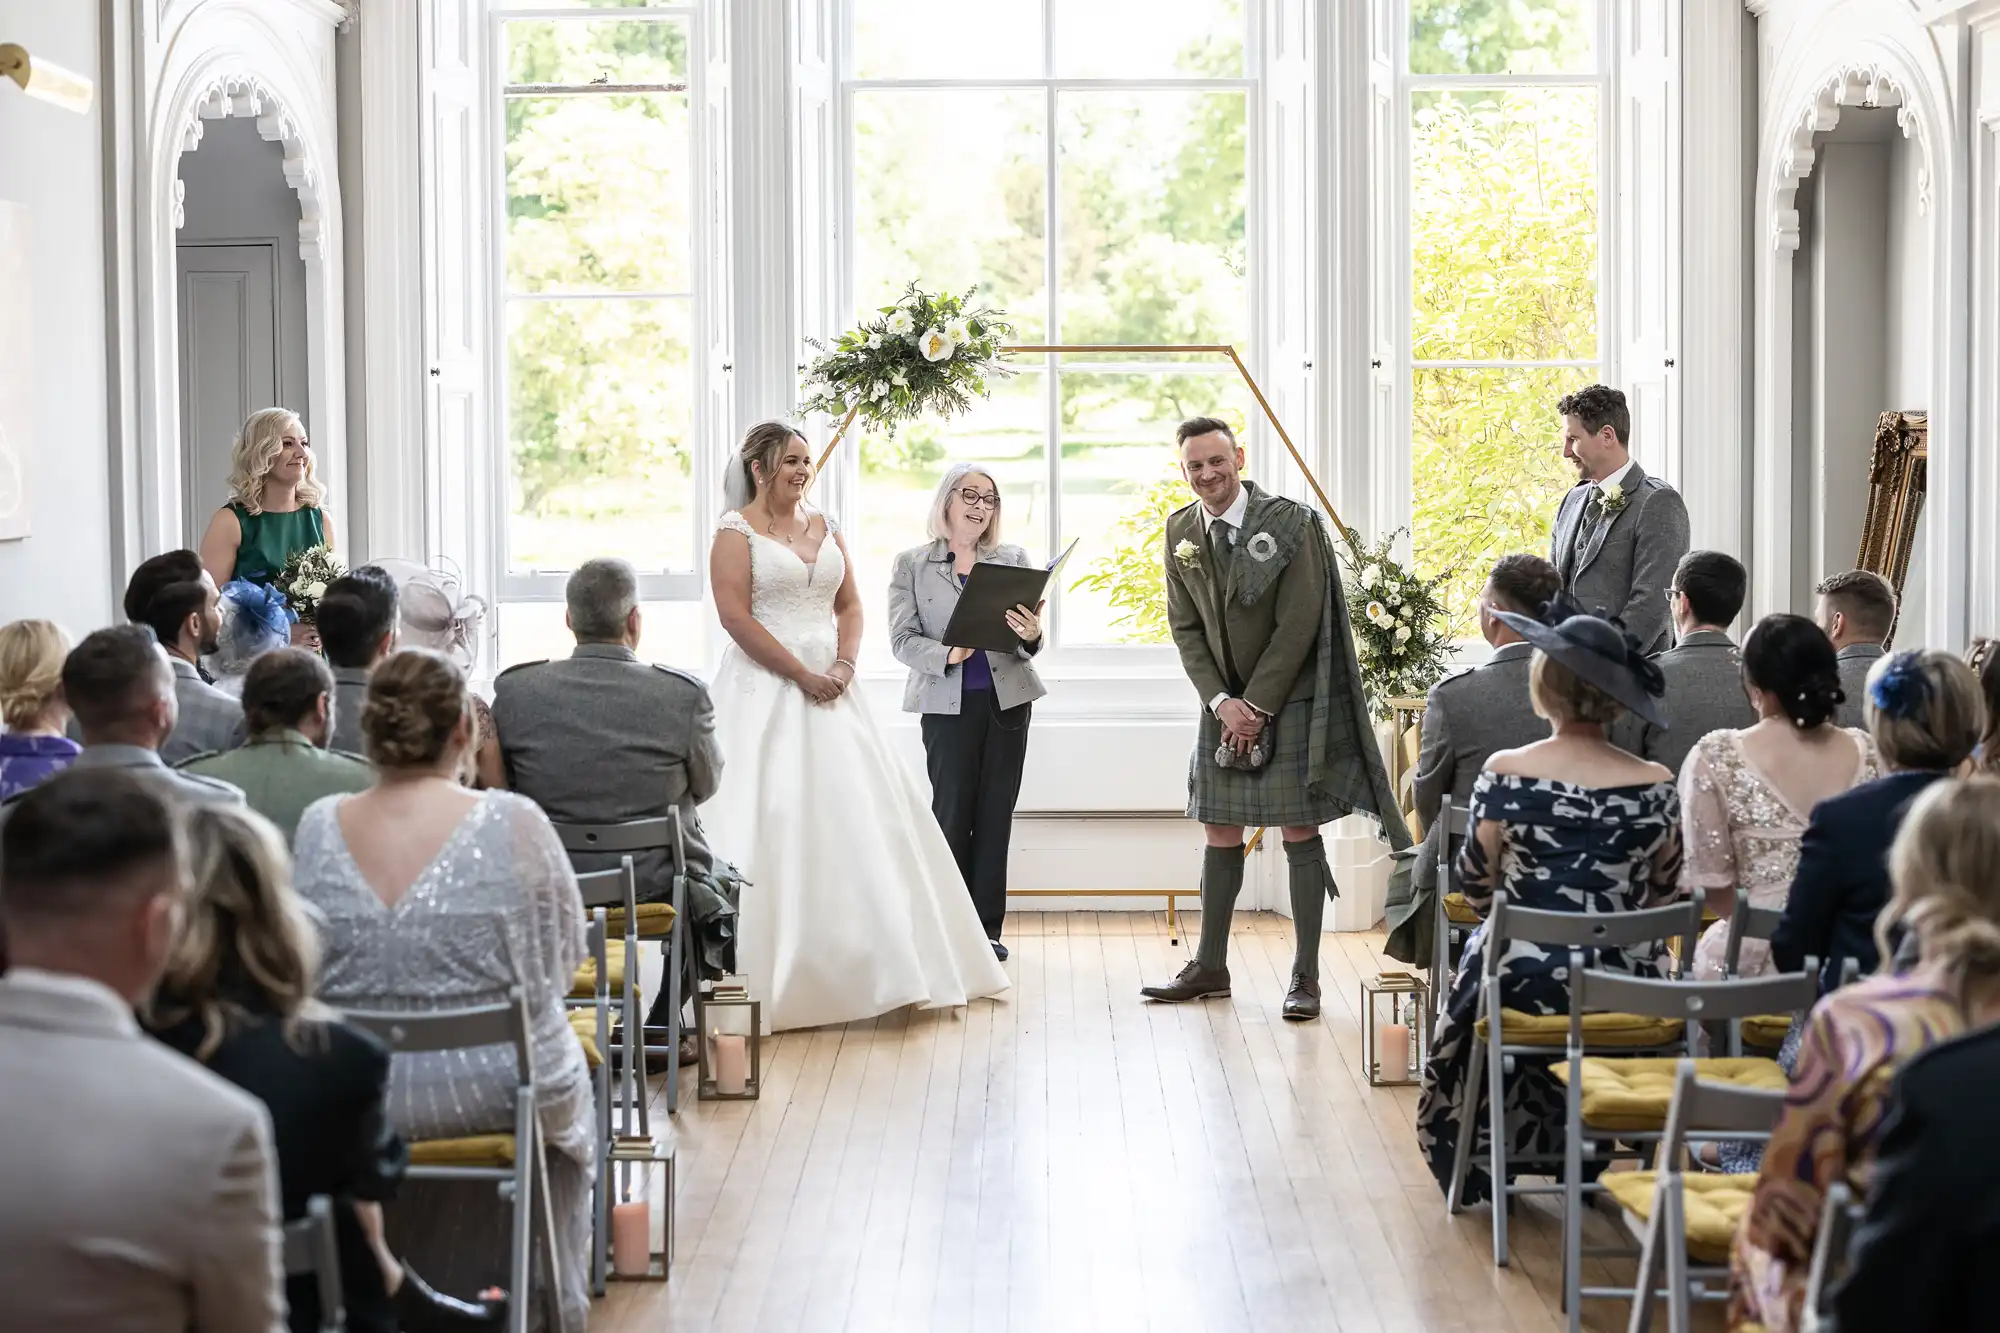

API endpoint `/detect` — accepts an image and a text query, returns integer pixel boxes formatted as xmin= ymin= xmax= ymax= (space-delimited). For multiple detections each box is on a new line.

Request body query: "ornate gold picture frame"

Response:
xmin=1855 ymin=410 xmax=1928 ymax=643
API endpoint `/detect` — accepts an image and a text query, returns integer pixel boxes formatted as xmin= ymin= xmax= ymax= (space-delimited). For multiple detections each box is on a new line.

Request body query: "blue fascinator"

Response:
xmin=1868 ymin=651 xmax=1931 ymax=720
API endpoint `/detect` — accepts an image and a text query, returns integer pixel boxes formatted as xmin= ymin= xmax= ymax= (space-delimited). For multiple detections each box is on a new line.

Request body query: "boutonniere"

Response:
xmin=1593 ymin=481 xmax=1630 ymax=515
xmin=1244 ymin=531 xmax=1278 ymax=563
xmin=1174 ymin=538 xmax=1201 ymax=571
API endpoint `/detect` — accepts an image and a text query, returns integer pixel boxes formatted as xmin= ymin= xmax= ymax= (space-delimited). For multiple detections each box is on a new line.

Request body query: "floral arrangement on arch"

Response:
xmin=1341 ymin=528 xmax=1453 ymax=716
xmin=799 ymin=284 xmax=1016 ymax=437
xmin=276 ymin=544 xmax=346 ymax=626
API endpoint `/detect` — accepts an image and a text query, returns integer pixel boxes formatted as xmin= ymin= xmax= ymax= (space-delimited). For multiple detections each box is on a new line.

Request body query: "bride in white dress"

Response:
xmin=706 ymin=420 xmax=1010 ymax=1031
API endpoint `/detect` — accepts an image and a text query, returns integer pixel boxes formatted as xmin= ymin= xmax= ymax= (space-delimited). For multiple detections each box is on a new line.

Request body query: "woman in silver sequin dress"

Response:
xmin=293 ymin=649 xmax=594 ymax=1332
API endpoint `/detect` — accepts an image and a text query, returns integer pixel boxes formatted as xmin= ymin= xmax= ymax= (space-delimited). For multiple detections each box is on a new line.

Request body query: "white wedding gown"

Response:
xmin=706 ymin=509 xmax=1010 ymax=1031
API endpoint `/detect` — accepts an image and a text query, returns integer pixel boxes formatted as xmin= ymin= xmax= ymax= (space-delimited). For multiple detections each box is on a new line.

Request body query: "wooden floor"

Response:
xmin=593 ymin=912 xmax=1718 ymax=1333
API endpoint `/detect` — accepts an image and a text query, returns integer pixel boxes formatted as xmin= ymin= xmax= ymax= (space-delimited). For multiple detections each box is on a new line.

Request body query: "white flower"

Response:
xmin=944 ymin=318 xmax=971 ymax=344
xmin=1394 ymin=625 xmax=1412 ymax=644
xmin=1174 ymin=539 xmax=1201 ymax=570
xmin=891 ymin=369 xmax=908 ymax=388
xmin=1366 ymin=600 xmax=1387 ymax=625
xmin=1361 ymin=567 xmax=1378 ymax=590
xmin=1387 ymin=591 xmax=1402 ymax=608
xmin=307 ymin=581 xmax=327 ymax=600
xmin=918 ymin=328 xmax=955 ymax=362
xmin=869 ymin=380 xmax=889 ymax=400
xmin=866 ymin=333 xmax=883 ymax=350
xmin=885 ymin=309 xmax=915 ymax=336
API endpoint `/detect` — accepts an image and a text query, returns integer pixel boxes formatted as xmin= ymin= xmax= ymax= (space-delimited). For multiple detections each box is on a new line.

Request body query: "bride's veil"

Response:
xmin=722 ymin=446 xmax=753 ymax=511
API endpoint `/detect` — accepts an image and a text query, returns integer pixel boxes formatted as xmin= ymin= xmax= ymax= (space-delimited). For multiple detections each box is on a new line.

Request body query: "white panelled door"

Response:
xmin=177 ymin=242 xmax=279 ymax=539
xmin=1615 ymin=0 xmax=1681 ymax=483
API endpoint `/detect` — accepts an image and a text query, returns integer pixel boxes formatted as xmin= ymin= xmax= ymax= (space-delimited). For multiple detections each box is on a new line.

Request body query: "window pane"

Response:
xmin=1054 ymin=0 xmax=1245 ymax=79
xmin=1408 ymin=0 xmax=1594 ymax=76
xmin=1411 ymin=366 xmax=1582 ymax=636
xmin=1059 ymin=369 xmax=1248 ymax=646
xmin=853 ymin=90 xmax=1046 ymax=339
xmin=851 ymin=0 xmax=1043 ymax=80
xmin=506 ymin=91 xmax=690 ymax=294
xmin=499 ymin=602 xmax=711 ymax=674
xmin=1057 ymin=91 xmax=1249 ymax=357
xmin=497 ymin=1 xmax=681 ymax=11
xmin=504 ymin=18 xmax=688 ymax=86
xmin=506 ymin=297 xmax=694 ymax=575
xmin=849 ymin=372 xmax=1049 ymax=668
xmin=1410 ymin=89 xmax=1598 ymax=361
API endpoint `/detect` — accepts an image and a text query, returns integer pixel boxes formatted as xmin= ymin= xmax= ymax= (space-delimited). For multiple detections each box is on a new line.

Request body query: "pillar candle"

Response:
xmin=611 ymin=1200 xmax=650 ymax=1278
xmin=713 ymin=1032 xmax=748 ymax=1095
xmin=1377 ymin=1022 xmax=1410 ymax=1083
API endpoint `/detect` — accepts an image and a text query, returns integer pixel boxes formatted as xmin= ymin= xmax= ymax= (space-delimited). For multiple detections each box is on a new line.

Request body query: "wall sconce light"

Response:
xmin=0 ymin=44 xmax=94 ymax=115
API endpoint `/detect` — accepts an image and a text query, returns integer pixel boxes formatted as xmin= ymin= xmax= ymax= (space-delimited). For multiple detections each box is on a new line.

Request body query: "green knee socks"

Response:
xmin=1285 ymin=834 xmax=1338 ymax=980
xmin=1194 ymin=843 xmax=1246 ymax=971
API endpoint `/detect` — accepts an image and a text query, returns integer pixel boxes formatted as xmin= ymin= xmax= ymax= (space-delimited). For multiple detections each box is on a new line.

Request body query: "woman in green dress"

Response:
xmin=199 ymin=408 xmax=336 ymax=649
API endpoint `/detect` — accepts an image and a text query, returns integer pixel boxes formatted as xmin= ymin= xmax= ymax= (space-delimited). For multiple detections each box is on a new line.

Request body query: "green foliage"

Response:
xmin=859 ymin=422 xmax=947 ymax=475
xmin=1068 ymin=464 xmax=1192 ymax=644
xmin=1408 ymin=0 xmax=1590 ymax=76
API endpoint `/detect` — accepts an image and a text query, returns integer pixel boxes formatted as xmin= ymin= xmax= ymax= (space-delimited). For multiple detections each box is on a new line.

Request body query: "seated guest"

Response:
xmin=0 ymin=618 xmax=79 ymax=799
xmin=208 ymin=580 xmax=296 ymax=699
xmin=1814 ymin=569 xmax=1896 ymax=728
xmin=0 ymin=770 xmax=284 ymax=1331
xmin=1683 ymin=614 xmax=1877 ymax=980
xmin=1968 ymin=636 xmax=1998 ymax=774
xmin=317 ymin=566 xmax=400 ymax=756
xmin=1 ymin=626 xmax=244 ymax=814
xmin=1409 ymin=553 xmax=1561 ymax=914
xmin=1773 ymin=649 xmax=1986 ymax=990
xmin=1737 ymin=778 xmax=2000 ymax=1333
xmin=396 ymin=566 xmax=504 ymax=789
xmin=147 ymin=803 xmax=503 ymax=1333
xmin=1417 ymin=612 xmax=1679 ymax=1202
xmin=124 ymin=548 xmax=247 ymax=763
xmin=293 ymin=649 xmax=593 ymax=1333
xmin=1620 ymin=550 xmax=1758 ymax=775
xmin=181 ymin=648 xmax=374 ymax=844
xmin=494 ymin=557 xmax=729 ymax=1061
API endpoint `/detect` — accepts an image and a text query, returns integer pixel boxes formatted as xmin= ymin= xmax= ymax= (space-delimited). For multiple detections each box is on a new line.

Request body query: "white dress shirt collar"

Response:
xmin=1199 ymin=484 xmax=1250 ymax=534
xmin=1597 ymin=457 xmax=1637 ymax=492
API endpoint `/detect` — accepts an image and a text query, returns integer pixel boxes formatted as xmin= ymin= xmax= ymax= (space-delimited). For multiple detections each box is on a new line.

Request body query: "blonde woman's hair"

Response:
xmin=148 ymin=804 xmax=330 ymax=1061
xmin=0 ymin=619 xmax=71 ymax=728
xmin=226 ymin=407 xmax=322 ymax=515
xmin=1528 ymin=650 xmax=1623 ymax=726
xmin=1878 ymin=776 xmax=2000 ymax=983
xmin=1864 ymin=650 xmax=1986 ymax=772
xmin=925 ymin=463 xmax=1003 ymax=552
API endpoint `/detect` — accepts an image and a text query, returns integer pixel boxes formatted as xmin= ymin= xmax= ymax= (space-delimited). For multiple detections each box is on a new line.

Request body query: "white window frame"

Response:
xmin=484 ymin=0 xmax=717 ymax=606
xmin=830 ymin=0 xmax=1267 ymax=670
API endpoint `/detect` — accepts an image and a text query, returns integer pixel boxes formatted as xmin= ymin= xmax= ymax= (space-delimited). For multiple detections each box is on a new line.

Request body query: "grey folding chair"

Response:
xmin=345 ymin=989 xmax=555 ymax=1333
xmin=551 ymin=814 xmax=690 ymax=1113
xmin=1445 ymin=891 xmax=1704 ymax=1269
xmin=283 ymin=1194 xmax=346 ymax=1333
xmin=573 ymin=860 xmax=646 ymax=1139
xmin=1801 ymin=1181 xmax=1862 ymax=1333
xmin=1428 ymin=803 xmax=1472 ymax=1023
xmin=1560 ymin=965 xmax=1820 ymax=1331
xmin=574 ymin=910 xmax=613 ymax=1296
xmin=1620 ymin=1060 xmax=1788 ymax=1333
xmin=1721 ymin=891 xmax=1787 ymax=979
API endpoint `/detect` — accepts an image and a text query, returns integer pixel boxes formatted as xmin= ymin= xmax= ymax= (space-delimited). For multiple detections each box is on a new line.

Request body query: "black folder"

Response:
xmin=940 ymin=540 xmax=1080 ymax=652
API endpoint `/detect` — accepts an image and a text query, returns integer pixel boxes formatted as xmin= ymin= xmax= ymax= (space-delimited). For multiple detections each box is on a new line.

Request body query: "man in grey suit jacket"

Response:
xmin=1548 ymin=384 xmax=1691 ymax=654
xmin=1618 ymin=550 xmax=1759 ymax=776
xmin=1816 ymin=569 xmax=1896 ymax=728
xmin=123 ymin=549 xmax=247 ymax=764
xmin=0 ymin=769 xmax=284 ymax=1332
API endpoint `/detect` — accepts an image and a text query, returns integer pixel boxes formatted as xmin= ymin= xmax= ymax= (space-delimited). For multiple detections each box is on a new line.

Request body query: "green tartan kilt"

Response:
xmin=1186 ymin=695 xmax=1343 ymax=829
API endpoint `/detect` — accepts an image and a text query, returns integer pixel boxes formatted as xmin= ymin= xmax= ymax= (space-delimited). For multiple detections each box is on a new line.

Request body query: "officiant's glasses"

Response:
xmin=957 ymin=488 xmax=1000 ymax=510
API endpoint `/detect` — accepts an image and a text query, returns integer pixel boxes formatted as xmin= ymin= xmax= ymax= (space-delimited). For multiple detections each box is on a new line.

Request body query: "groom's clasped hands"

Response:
xmin=1215 ymin=696 xmax=1265 ymax=755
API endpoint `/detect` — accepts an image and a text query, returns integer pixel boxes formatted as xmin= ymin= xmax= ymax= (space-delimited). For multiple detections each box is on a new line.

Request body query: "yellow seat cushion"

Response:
xmin=1473 ymin=1008 xmax=1685 ymax=1050
xmin=570 ymin=940 xmax=631 ymax=998
xmin=607 ymin=902 xmax=676 ymax=939
xmin=1549 ymin=1057 xmax=1786 ymax=1132
xmin=1600 ymin=1169 xmax=1757 ymax=1264
xmin=568 ymin=1009 xmax=605 ymax=1069
xmin=1444 ymin=893 xmax=1480 ymax=926
xmin=408 ymin=1134 xmax=516 ymax=1168
xmin=1741 ymin=1014 xmax=1792 ymax=1050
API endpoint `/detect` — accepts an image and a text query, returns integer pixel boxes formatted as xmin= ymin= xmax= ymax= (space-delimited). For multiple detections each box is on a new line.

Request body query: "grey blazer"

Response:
xmin=1835 ymin=642 xmax=1886 ymax=730
xmin=1410 ymin=641 xmax=1544 ymax=892
xmin=1619 ymin=629 xmax=1759 ymax=777
xmin=165 ymin=657 xmax=248 ymax=766
xmin=888 ymin=540 xmax=1048 ymax=714
xmin=1550 ymin=462 xmax=1691 ymax=655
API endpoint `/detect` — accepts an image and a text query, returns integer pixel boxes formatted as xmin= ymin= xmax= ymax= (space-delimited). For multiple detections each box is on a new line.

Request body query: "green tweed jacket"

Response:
xmin=180 ymin=729 xmax=375 ymax=845
xmin=1163 ymin=482 xmax=1325 ymax=715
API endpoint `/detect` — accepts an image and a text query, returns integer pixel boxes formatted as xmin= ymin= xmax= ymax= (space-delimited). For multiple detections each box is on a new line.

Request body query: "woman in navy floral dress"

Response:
xmin=1416 ymin=610 xmax=1682 ymax=1202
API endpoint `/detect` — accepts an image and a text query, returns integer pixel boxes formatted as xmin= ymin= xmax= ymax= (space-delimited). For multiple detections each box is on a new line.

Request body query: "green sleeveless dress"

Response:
xmin=229 ymin=502 xmax=326 ymax=586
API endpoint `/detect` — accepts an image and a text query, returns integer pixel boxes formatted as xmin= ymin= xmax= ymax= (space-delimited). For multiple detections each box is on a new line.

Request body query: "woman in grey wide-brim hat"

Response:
xmin=1416 ymin=607 xmax=1683 ymax=1206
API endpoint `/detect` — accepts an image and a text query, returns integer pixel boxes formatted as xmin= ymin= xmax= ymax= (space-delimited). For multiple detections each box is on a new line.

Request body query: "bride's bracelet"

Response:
xmin=830 ymin=658 xmax=856 ymax=678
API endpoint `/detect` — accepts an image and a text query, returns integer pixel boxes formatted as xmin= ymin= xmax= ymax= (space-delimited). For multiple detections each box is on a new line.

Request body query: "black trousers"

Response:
xmin=921 ymin=689 xmax=1032 ymax=941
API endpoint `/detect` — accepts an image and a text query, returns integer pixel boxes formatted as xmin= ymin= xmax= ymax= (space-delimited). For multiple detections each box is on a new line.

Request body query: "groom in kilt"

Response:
xmin=1142 ymin=418 xmax=1410 ymax=1018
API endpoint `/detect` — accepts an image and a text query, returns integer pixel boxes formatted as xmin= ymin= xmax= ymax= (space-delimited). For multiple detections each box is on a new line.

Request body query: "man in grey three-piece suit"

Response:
xmin=1549 ymin=384 xmax=1691 ymax=655
xmin=1615 ymin=550 xmax=1759 ymax=776
xmin=122 ymin=549 xmax=246 ymax=764
xmin=1815 ymin=569 xmax=1897 ymax=729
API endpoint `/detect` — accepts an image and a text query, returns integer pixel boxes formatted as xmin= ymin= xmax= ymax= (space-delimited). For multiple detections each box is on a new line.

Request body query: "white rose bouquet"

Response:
xmin=799 ymin=284 xmax=1015 ymax=438
xmin=276 ymin=543 xmax=347 ymax=626
xmin=1341 ymin=529 xmax=1452 ymax=717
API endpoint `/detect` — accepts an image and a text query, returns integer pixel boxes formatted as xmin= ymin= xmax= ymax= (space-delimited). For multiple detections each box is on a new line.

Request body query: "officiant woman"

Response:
xmin=889 ymin=464 xmax=1047 ymax=961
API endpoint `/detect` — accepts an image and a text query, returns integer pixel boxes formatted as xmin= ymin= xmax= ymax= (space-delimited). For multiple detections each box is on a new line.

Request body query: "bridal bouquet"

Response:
xmin=276 ymin=544 xmax=346 ymax=626
xmin=799 ymin=284 xmax=1015 ymax=437
xmin=1341 ymin=530 xmax=1452 ymax=716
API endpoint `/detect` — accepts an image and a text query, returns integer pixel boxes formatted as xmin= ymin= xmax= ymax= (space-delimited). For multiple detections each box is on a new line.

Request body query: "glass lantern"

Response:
xmin=606 ymin=1134 xmax=674 ymax=1283
xmin=695 ymin=979 xmax=762 ymax=1101
xmin=1360 ymin=970 xmax=1431 ymax=1087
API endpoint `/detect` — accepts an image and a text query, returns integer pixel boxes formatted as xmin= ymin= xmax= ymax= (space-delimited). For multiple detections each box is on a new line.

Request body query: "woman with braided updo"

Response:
xmin=1731 ymin=776 xmax=2000 ymax=1333
xmin=290 ymin=649 xmax=594 ymax=1331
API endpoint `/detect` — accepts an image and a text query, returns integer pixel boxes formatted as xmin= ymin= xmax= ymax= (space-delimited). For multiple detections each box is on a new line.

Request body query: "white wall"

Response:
xmin=0 ymin=0 xmax=114 ymax=629
xmin=1884 ymin=132 xmax=1931 ymax=645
